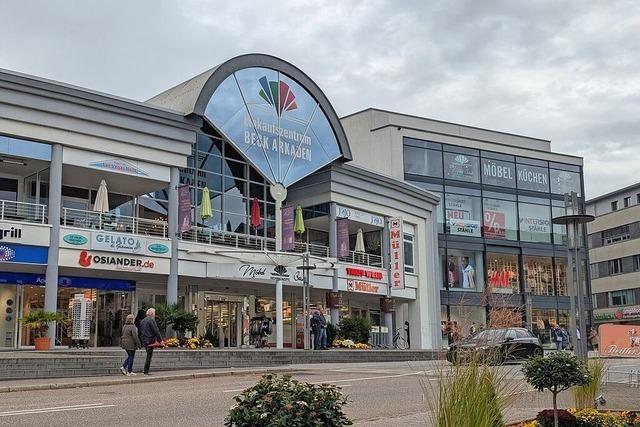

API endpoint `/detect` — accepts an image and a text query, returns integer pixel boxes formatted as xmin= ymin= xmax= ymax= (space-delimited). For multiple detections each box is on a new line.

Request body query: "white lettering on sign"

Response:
xmin=517 ymin=168 xmax=548 ymax=185
xmin=243 ymin=115 xmax=312 ymax=162
xmin=336 ymin=205 xmax=384 ymax=227
xmin=389 ymin=217 xmax=404 ymax=290
xmin=483 ymin=162 xmax=513 ymax=179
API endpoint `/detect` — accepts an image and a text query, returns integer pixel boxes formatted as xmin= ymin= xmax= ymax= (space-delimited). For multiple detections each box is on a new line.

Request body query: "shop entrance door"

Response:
xmin=0 ymin=285 xmax=19 ymax=348
xmin=204 ymin=297 xmax=242 ymax=348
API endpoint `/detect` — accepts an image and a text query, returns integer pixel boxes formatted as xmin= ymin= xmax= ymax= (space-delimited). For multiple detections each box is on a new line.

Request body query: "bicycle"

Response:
xmin=393 ymin=327 xmax=409 ymax=350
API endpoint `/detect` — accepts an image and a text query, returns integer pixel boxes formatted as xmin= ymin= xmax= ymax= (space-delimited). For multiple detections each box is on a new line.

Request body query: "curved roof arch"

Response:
xmin=148 ymin=54 xmax=351 ymax=186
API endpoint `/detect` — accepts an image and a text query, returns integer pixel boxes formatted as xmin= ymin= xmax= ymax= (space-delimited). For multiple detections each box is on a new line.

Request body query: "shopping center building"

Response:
xmin=341 ymin=109 xmax=589 ymax=348
xmin=0 ymin=55 xmax=440 ymax=350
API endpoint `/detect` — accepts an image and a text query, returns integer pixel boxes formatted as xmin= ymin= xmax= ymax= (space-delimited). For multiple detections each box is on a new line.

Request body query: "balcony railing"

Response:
xmin=339 ymin=251 xmax=384 ymax=268
xmin=0 ymin=200 xmax=47 ymax=224
xmin=291 ymin=241 xmax=330 ymax=258
xmin=180 ymin=226 xmax=276 ymax=251
xmin=62 ymin=208 xmax=168 ymax=237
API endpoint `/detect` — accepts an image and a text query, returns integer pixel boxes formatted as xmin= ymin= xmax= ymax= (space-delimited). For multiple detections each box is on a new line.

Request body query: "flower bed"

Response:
xmin=162 ymin=337 xmax=213 ymax=349
xmin=332 ymin=339 xmax=369 ymax=349
xmin=508 ymin=409 xmax=640 ymax=427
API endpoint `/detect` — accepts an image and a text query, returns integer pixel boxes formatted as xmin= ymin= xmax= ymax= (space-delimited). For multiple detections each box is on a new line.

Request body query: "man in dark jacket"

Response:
xmin=139 ymin=308 xmax=162 ymax=375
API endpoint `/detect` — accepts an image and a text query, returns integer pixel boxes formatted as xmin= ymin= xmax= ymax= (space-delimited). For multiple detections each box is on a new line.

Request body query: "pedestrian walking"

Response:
xmin=120 ymin=314 xmax=141 ymax=376
xmin=139 ymin=308 xmax=162 ymax=375
xmin=318 ymin=306 xmax=328 ymax=349
xmin=552 ymin=325 xmax=563 ymax=351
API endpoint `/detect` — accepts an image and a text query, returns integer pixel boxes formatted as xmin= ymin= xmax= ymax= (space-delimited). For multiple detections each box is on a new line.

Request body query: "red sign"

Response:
xmin=347 ymin=280 xmax=380 ymax=294
xmin=346 ymin=267 xmax=384 ymax=280
xmin=389 ymin=217 xmax=404 ymax=290
xmin=483 ymin=210 xmax=505 ymax=238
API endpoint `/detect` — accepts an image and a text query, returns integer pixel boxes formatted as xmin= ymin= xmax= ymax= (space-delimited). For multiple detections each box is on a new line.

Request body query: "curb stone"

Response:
xmin=0 ymin=367 xmax=300 ymax=394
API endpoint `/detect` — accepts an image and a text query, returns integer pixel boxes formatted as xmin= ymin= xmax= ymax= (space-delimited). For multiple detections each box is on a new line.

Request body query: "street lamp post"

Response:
xmin=552 ymin=191 xmax=594 ymax=361
xmin=297 ymin=252 xmax=317 ymax=350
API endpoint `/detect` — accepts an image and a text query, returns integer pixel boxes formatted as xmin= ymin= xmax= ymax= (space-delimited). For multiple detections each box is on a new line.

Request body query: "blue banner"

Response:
xmin=0 ymin=244 xmax=47 ymax=264
xmin=0 ymin=272 xmax=136 ymax=291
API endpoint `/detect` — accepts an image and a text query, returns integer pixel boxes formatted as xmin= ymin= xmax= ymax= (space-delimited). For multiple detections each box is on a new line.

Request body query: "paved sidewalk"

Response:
xmin=0 ymin=366 xmax=302 ymax=393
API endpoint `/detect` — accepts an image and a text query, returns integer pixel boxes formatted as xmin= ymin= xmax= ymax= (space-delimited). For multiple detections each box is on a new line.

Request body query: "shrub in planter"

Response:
xmin=20 ymin=310 xmax=64 ymax=350
xmin=536 ymin=409 xmax=576 ymax=427
xmin=326 ymin=323 xmax=338 ymax=345
xmin=338 ymin=316 xmax=371 ymax=344
xmin=225 ymin=374 xmax=352 ymax=427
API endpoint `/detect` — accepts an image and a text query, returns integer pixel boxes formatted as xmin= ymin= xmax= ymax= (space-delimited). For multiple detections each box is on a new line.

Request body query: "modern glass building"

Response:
xmin=341 ymin=109 xmax=590 ymax=348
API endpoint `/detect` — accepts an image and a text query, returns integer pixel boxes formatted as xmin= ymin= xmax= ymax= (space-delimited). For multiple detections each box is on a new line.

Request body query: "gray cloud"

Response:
xmin=0 ymin=0 xmax=638 ymax=198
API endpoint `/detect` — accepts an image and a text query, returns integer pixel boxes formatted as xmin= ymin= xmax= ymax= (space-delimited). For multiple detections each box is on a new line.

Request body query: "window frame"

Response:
xmin=403 ymin=233 xmax=415 ymax=274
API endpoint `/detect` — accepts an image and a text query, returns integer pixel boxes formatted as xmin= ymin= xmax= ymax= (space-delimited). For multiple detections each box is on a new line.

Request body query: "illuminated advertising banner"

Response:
xmin=205 ymin=67 xmax=342 ymax=187
xmin=389 ymin=217 xmax=404 ymax=290
xmin=599 ymin=324 xmax=640 ymax=357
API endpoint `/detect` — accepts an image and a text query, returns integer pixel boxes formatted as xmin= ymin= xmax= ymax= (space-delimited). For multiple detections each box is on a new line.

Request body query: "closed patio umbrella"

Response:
xmin=93 ymin=179 xmax=109 ymax=213
xmin=200 ymin=187 xmax=212 ymax=221
xmin=294 ymin=205 xmax=305 ymax=235
xmin=250 ymin=197 xmax=262 ymax=231
xmin=355 ymin=228 xmax=365 ymax=253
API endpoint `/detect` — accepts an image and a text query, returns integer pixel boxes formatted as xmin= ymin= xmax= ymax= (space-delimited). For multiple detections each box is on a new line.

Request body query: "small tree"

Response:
xmin=155 ymin=303 xmax=199 ymax=338
xmin=522 ymin=352 xmax=590 ymax=427
xmin=338 ymin=317 xmax=371 ymax=344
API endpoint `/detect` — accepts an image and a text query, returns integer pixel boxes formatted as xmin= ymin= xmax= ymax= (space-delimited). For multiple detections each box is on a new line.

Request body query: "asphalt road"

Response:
xmin=0 ymin=360 xmax=638 ymax=427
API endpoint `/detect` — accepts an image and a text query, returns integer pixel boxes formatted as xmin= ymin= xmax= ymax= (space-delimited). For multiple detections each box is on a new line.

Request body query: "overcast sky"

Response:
xmin=1 ymin=0 xmax=638 ymax=198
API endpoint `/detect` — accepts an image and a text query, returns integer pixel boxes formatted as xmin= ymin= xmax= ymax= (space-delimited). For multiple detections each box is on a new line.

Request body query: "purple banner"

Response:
xmin=177 ymin=185 xmax=192 ymax=234
xmin=281 ymin=205 xmax=294 ymax=251
xmin=337 ymin=218 xmax=349 ymax=258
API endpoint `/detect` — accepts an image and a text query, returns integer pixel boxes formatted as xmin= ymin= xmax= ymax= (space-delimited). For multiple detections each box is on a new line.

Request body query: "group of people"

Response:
xmin=550 ymin=324 xmax=599 ymax=352
xmin=119 ymin=307 xmax=163 ymax=376
xmin=311 ymin=306 xmax=330 ymax=350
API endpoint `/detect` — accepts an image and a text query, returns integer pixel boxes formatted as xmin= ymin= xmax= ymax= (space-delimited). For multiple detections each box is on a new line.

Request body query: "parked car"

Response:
xmin=446 ymin=327 xmax=543 ymax=365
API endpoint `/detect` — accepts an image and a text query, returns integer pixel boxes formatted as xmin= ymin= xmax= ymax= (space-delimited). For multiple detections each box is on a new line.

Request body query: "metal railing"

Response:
xmin=604 ymin=367 xmax=640 ymax=387
xmin=339 ymin=251 xmax=383 ymax=268
xmin=291 ymin=241 xmax=330 ymax=258
xmin=0 ymin=200 xmax=47 ymax=224
xmin=180 ymin=226 xmax=276 ymax=251
xmin=62 ymin=208 xmax=168 ymax=237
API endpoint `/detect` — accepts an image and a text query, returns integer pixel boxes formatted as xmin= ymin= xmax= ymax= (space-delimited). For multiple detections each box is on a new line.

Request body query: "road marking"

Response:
xmin=0 ymin=403 xmax=115 ymax=417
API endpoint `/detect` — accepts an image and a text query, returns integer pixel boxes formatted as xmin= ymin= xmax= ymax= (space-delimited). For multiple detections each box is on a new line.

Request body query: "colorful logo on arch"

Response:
xmin=258 ymin=76 xmax=297 ymax=116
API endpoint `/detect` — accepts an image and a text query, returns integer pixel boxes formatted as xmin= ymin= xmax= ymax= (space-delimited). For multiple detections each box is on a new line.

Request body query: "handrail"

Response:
xmin=339 ymin=251 xmax=384 ymax=268
xmin=180 ymin=226 xmax=276 ymax=251
xmin=291 ymin=241 xmax=330 ymax=258
xmin=62 ymin=208 xmax=168 ymax=238
xmin=0 ymin=200 xmax=47 ymax=224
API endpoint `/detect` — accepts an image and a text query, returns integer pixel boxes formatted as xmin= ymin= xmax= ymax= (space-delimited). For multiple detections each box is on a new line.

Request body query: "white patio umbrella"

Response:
xmin=355 ymin=228 xmax=365 ymax=253
xmin=93 ymin=179 xmax=110 ymax=213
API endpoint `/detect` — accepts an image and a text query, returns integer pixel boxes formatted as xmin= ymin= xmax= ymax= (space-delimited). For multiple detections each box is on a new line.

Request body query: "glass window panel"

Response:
xmin=481 ymin=158 xmax=516 ymax=188
xmin=196 ymin=171 xmax=223 ymax=193
xmin=550 ymin=169 xmax=582 ymax=196
xmin=518 ymin=202 xmax=551 ymax=243
xmin=445 ymin=193 xmax=481 ymax=237
xmin=524 ymin=256 xmax=554 ymax=295
xmin=444 ymin=152 xmax=480 ymax=183
xmin=445 ymin=249 xmax=484 ymax=291
xmin=482 ymin=198 xmax=518 ymax=240
xmin=196 ymin=133 xmax=222 ymax=155
xmin=224 ymin=177 xmax=247 ymax=198
xmin=486 ymin=252 xmax=520 ymax=293
xmin=555 ymin=258 xmax=568 ymax=296
xmin=552 ymin=206 xmax=567 ymax=245
xmin=250 ymin=168 xmax=265 ymax=183
xmin=517 ymin=164 xmax=549 ymax=192
xmin=266 ymin=203 xmax=275 ymax=221
xmin=403 ymin=145 xmax=443 ymax=177
xmin=224 ymin=213 xmax=247 ymax=234
xmin=224 ymin=195 xmax=247 ymax=216
xmin=202 ymin=210 xmax=223 ymax=231
xmin=199 ymin=152 xmax=222 ymax=174
xmin=249 ymin=182 xmax=265 ymax=200
xmin=223 ymin=159 xmax=246 ymax=180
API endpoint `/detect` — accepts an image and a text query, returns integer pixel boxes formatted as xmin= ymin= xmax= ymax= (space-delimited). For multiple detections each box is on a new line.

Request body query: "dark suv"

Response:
xmin=446 ymin=327 xmax=543 ymax=364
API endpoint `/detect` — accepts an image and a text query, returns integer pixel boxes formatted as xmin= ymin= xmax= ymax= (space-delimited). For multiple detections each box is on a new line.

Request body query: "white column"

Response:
xmin=384 ymin=311 xmax=394 ymax=347
xmin=44 ymin=143 xmax=62 ymax=348
xmin=276 ymin=279 xmax=284 ymax=349
xmin=328 ymin=203 xmax=339 ymax=325
xmin=167 ymin=167 xmax=179 ymax=304
xmin=270 ymin=184 xmax=287 ymax=251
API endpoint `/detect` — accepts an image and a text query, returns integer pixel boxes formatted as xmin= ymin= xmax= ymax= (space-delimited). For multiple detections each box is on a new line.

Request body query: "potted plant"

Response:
xmin=21 ymin=310 xmax=64 ymax=350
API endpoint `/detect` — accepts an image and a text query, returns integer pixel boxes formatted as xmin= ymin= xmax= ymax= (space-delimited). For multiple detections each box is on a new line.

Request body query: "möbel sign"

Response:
xmin=389 ymin=217 xmax=404 ymax=290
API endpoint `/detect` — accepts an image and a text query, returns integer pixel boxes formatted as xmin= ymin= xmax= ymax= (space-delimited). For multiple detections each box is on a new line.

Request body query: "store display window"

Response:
xmin=555 ymin=258 xmax=568 ymax=296
xmin=531 ymin=308 xmax=558 ymax=347
xmin=524 ymin=256 xmax=554 ymax=295
xmin=486 ymin=252 xmax=520 ymax=293
xmin=444 ymin=152 xmax=480 ymax=183
xmin=445 ymin=193 xmax=482 ymax=237
xmin=445 ymin=249 xmax=484 ymax=291
xmin=518 ymin=202 xmax=551 ymax=243
xmin=482 ymin=197 xmax=518 ymax=240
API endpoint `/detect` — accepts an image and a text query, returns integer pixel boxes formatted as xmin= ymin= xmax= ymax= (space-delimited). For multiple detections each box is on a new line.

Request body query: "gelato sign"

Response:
xmin=91 ymin=231 xmax=144 ymax=254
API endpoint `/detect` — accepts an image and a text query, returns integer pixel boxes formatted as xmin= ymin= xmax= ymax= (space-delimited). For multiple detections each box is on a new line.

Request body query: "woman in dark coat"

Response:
xmin=120 ymin=314 xmax=142 ymax=376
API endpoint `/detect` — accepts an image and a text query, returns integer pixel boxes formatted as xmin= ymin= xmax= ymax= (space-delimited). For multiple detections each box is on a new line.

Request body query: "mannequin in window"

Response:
xmin=462 ymin=257 xmax=475 ymax=289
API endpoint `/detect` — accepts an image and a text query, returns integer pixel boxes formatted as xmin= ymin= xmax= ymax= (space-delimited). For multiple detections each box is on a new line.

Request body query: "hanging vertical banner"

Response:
xmin=389 ymin=217 xmax=405 ymax=290
xmin=336 ymin=218 xmax=350 ymax=258
xmin=177 ymin=185 xmax=192 ymax=234
xmin=281 ymin=205 xmax=295 ymax=251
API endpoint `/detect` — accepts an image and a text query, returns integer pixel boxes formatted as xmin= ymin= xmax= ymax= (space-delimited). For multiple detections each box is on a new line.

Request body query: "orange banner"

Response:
xmin=599 ymin=324 xmax=640 ymax=357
